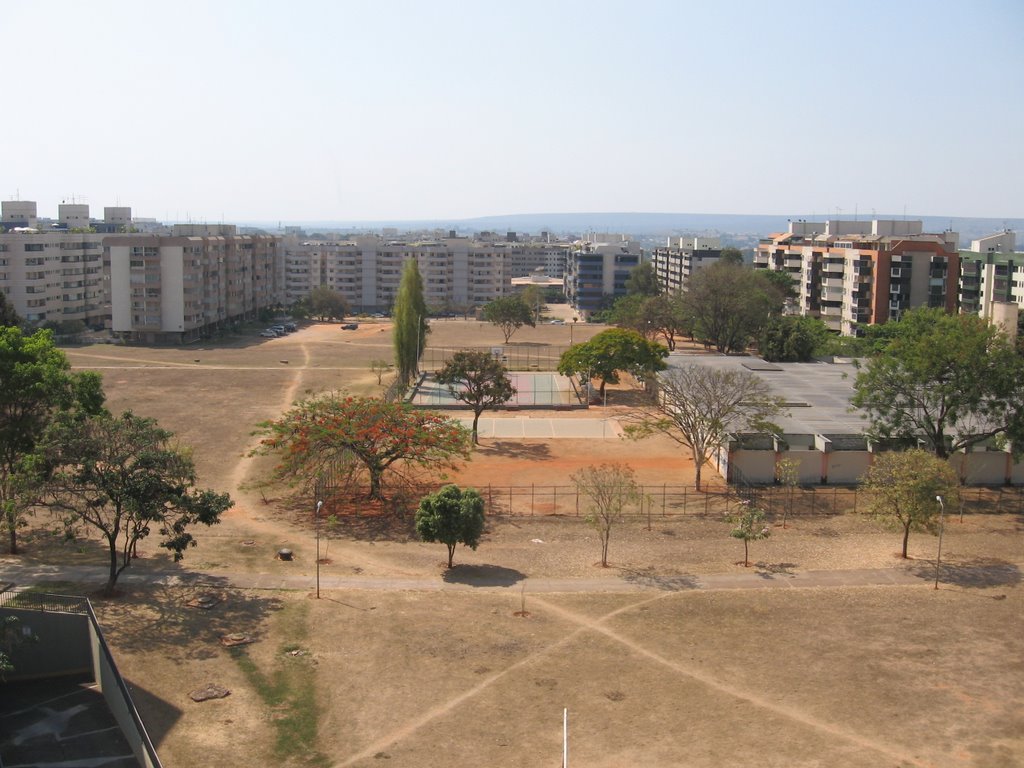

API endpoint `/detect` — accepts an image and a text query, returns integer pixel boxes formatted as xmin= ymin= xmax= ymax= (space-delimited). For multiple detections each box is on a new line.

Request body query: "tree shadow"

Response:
xmin=474 ymin=442 xmax=552 ymax=460
xmin=617 ymin=566 xmax=699 ymax=591
xmin=906 ymin=557 xmax=1021 ymax=589
xmin=753 ymin=561 xmax=799 ymax=579
xmin=441 ymin=564 xmax=526 ymax=587
xmin=94 ymin=578 xmax=284 ymax=662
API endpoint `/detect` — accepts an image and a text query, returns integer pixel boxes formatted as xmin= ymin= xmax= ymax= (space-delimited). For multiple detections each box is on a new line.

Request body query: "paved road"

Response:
xmin=3 ymin=559 xmax=1008 ymax=595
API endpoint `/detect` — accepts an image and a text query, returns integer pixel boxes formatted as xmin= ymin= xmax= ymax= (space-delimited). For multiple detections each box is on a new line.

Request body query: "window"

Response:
xmin=24 ymin=243 xmax=44 ymax=252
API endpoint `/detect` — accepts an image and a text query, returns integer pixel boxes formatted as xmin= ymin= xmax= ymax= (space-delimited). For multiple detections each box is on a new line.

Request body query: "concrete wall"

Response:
xmin=0 ymin=607 xmax=92 ymax=679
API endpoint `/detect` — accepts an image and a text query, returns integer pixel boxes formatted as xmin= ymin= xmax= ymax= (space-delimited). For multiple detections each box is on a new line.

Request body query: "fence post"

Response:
xmin=575 ymin=489 xmax=579 ymax=517
xmin=509 ymin=487 xmax=513 ymax=515
xmin=662 ymin=483 xmax=667 ymax=517
xmin=553 ymin=485 xmax=557 ymax=516
xmin=531 ymin=483 xmax=535 ymax=516
xmin=704 ymin=490 xmax=709 ymax=516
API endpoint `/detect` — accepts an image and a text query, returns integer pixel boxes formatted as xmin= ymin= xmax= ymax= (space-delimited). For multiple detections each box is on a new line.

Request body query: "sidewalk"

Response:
xmin=0 ymin=560 xmax=971 ymax=595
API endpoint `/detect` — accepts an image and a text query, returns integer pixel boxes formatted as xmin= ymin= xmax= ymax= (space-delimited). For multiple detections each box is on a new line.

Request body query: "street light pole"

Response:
xmin=315 ymin=499 xmax=323 ymax=599
xmin=933 ymin=495 xmax=945 ymax=590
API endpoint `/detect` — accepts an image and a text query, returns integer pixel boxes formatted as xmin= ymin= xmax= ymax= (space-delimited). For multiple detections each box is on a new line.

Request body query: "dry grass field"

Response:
xmin=2 ymin=318 xmax=1021 ymax=767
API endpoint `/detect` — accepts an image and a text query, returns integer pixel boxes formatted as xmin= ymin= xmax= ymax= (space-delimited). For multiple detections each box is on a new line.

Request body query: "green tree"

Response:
xmin=641 ymin=293 xmax=690 ymax=351
xmin=760 ymin=269 xmax=798 ymax=302
xmin=729 ymin=503 xmax=770 ymax=567
xmin=759 ymin=315 xmax=829 ymax=362
xmin=520 ymin=284 xmax=546 ymax=324
xmin=481 ymin=296 xmax=535 ymax=343
xmin=435 ymin=351 xmax=516 ymax=444
xmin=308 ymin=287 xmax=349 ymax=321
xmin=370 ymin=358 xmax=392 ymax=386
xmin=0 ymin=292 xmax=23 ymax=328
xmin=557 ymin=328 xmax=668 ymax=399
xmin=719 ymin=247 xmax=746 ymax=265
xmin=415 ymin=484 xmax=485 ymax=568
xmin=851 ymin=308 xmax=1024 ymax=458
xmin=257 ymin=395 xmax=471 ymax=500
xmin=860 ymin=449 xmax=959 ymax=559
xmin=683 ymin=263 xmax=785 ymax=353
xmin=392 ymin=259 xmax=429 ymax=385
xmin=625 ymin=261 xmax=661 ymax=296
xmin=38 ymin=411 xmax=233 ymax=595
xmin=627 ymin=362 xmax=784 ymax=490
xmin=775 ymin=457 xmax=801 ymax=529
xmin=1 ymin=328 xmax=105 ymax=554
xmin=571 ymin=463 xmax=641 ymax=567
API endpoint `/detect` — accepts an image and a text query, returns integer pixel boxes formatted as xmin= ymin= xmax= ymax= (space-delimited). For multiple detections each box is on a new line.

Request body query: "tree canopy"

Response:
xmin=557 ymin=328 xmax=668 ymax=398
xmin=481 ymin=296 xmax=535 ymax=342
xmin=435 ymin=350 xmax=516 ymax=444
xmin=718 ymin=247 xmax=745 ymax=265
xmin=683 ymin=263 xmax=786 ymax=353
xmin=624 ymin=261 xmax=661 ymax=296
xmin=258 ymin=395 xmax=471 ymax=500
xmin=571 ymin=463 xmax=641 ymax=567
xmin=0 ymin=292 xmax=21 ymax=328
xmin=38 ymin=411 xmax=232 ymax=595
xmin=851 ymin=308 xmax=1024 ymax=458
xmin=414 ymin=484 xmax=485 ymax=568
xmin=759 ymin=315 xmax=830 ymax=362
xmin=393 ymin=259 xmax=430 ymax=385
xmin=1 ymin=327 xmax=105 ymax=554
xmin=627 ymin=362 xmax=784 ymax=490
xmin=860 ymin=449 xmax=959 ymax=558
xmin=308 ymin=287 xmax=350 ymax=321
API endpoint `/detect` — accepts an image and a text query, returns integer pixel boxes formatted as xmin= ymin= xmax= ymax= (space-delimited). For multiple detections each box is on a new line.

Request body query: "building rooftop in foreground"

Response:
xmin=665 ymin=352 xmax=870 ymax=435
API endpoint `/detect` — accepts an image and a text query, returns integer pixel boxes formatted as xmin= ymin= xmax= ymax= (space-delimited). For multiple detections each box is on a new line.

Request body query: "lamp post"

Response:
xmin=570 ymin=317 xmax=577 ymax=346
xmin=315 ymin=499 xmax=323 ymax=599
xmin=933 ymin=495 xmax=945 ymax=590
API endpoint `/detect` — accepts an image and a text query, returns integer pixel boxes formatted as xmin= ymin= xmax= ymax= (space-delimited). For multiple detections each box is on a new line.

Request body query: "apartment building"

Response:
xmin=754 ymin=219 xmax=959 ymax=335
xmin=564 ymin=240 xmax=643 ymax=317
xmin=959 ymin=230 xmax=1021 ymax=340
xmin=0 ymin=201 xmax=111 ymax=328
xmin=107 ymin=224 xmax=282 ymax=343
xmin=281 ymin=235 xmax=511 ymax=312
xmin=651 ymin=236 xmax=722 ymax=294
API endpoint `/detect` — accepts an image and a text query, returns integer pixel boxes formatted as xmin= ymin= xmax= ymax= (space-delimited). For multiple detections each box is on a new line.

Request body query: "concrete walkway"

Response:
xmin=2 ymin=560 xmax=997 ymax=595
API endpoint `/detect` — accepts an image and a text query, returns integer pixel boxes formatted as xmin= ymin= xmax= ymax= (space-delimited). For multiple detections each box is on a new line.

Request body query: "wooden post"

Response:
xmin=531 ymin=483 xmax=535 ymax=515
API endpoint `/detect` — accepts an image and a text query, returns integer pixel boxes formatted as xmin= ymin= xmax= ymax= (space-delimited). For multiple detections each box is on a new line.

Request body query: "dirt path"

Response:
xmin=333 ymin=592 xmax=670 ymax=767
xmin=530 ymin=595 xmax=929 ymax=768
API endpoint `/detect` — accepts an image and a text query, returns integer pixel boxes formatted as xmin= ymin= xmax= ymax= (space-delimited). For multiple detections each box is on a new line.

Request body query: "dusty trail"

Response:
xmin=334 ymin=592 xmax=671 ymax=767
xmin=529 ymin=595 xmax=930 ymax=768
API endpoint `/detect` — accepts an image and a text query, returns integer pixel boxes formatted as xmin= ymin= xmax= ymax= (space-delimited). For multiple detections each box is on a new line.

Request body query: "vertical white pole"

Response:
xmin=563 ymin=708 xmax=568 ymax=768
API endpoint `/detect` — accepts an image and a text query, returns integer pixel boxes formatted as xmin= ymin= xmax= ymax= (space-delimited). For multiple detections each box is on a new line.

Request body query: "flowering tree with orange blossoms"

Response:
xmin=256 ymin=394 xmax=472 ymax=500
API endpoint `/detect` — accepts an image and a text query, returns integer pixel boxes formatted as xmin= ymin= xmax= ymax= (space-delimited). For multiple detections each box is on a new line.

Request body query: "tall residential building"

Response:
xmin=106 ymin=224 xmax=282 ymax=343
xmin=280 ymin=235 xmax=514 ymax=312
xmin=754 ymin=219 xmax=960 ymax=335
xmin=564 ymin=240 xmax=643 ymax=317
xmin=959 ymin=230 xmax=1020 ymax=343
xmin=1 ymin=201 xmax=110 ymax=328
xmin=651 ymin=236 xmax=722 ymax=294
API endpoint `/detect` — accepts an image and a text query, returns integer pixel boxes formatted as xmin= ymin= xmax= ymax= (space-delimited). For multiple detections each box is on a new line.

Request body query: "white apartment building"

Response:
xmin=1 ymin=201 xmax=111 ymax=328
xmin=564 ymin=240 xmax=643 ymax=317
xmin=651 ymin=236 xmax=723 ymax=294
xmin=959 ymin=230 xmax=1020 ymax=342
xmin=107 ymin=225 xmax=282 ymax=343
xmin=755 ymin=219 xmax=960 ymax=335
xmin=281 ymin=235 xmax=513 ymax=312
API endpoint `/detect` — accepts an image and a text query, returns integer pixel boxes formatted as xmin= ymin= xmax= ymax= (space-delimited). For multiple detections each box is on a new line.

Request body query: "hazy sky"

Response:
xmin=3 ymin=0 xmax=1021 ymax=222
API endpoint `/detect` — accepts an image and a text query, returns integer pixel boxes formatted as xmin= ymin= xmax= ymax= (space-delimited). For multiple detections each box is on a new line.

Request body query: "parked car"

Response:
xmin=283 ymin=322 xmax=298 ymax=332
xmin=259 ymin=330 xmax=277 ymax=338
xmin=341 ymin=323 xmax=359 ymax=330
xmin=270 ymin=325 xmax=287 ymax=334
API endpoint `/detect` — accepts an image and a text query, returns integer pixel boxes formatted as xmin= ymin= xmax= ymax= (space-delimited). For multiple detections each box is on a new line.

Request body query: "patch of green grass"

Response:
xmin=230 ymin=601 xmax=329 ymax=767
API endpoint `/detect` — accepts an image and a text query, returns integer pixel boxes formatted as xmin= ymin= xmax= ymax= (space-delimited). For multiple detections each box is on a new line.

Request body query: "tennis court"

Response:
xmin=458 ymin=416 xmax=622 ymax=438
xmin=410 ymin=371 xmax=586 ymax=409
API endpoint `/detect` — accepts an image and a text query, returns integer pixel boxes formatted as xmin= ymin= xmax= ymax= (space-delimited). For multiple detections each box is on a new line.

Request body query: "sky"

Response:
xmin=2 ymin=0 xmax=1022 ymax=223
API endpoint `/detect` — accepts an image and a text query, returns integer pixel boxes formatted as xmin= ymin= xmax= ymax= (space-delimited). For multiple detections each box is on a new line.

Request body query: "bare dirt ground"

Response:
xmin=3 ymin=320 xmax=1020 ymax=768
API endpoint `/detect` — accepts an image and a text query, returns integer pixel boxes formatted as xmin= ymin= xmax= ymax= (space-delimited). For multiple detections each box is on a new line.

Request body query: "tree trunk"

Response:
xmin=368 ymin=469 xmax=384 ymax=500
xmin=693 ymin=458 xmax=703 ymax=492
xmin=743 ymin=539 xmax=749 ymax=567
xmin=7 ymin=525 xmax=17 ymax=556
xmin=447 ymin=543 xmax=455 ymax=568
xmin=600 ymin=531 xmax=609 ymax=567
xmin=472 ymin=412 xmax=481 ymax=445
xmin=105 ymin=538 xmax=119 ymax=596
xmin=901 ymin=522 xmax=911 ymax=558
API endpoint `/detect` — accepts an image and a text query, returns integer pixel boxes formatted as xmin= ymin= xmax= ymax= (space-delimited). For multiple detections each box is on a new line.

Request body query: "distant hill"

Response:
xmin=259 ymin=212 xmax=1023 ymax=245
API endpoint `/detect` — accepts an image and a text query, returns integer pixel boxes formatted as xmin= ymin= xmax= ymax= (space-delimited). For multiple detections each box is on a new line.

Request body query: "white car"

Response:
xmin=259 ymin=330 xmax=277 ymax=338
